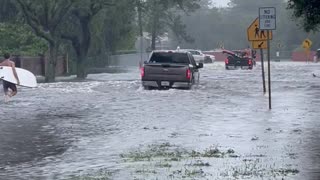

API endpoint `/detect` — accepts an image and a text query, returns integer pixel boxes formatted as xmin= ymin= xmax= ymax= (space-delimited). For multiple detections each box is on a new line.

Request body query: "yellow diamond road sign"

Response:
xmin=302 ymin=38 xmax=312 ymax=49
xmin=247 ymin=18 xmax=272 ymax=41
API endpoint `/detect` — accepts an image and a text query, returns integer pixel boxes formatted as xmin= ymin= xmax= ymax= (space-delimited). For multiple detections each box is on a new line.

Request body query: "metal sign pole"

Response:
xmin=260 ymin=48 xmax=266 ymax=94
xmin=307 ymin=48 xmax=310 ymax=64
xmin=267 ymin=30 xmax=272 ymax=109
xmin=259 ymin=7 xmax=275 ymax=109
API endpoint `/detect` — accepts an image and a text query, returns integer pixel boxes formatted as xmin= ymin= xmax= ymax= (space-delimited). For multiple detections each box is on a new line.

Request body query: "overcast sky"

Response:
xmin=211 ymin=0 xmax=230 ymax=7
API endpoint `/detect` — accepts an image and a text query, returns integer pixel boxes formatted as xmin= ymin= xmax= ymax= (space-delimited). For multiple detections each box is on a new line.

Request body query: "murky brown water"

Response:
xmin=0 ymin=62 xmax=320 ymax=179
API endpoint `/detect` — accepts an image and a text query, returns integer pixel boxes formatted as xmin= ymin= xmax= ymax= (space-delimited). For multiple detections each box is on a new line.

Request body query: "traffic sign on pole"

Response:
xmin=247 ymin=18 xmax=272 ymax=41
xmin=259 ymin=7 xmax=276 ymax=30
xmin=252 ymin=40 xmax=268 ymax=49
xmin=302 ymin=38 xmax=312 ymax=49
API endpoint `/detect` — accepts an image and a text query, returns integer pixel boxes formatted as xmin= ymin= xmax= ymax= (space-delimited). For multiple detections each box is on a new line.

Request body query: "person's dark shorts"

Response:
xmin=3 ymin=80 xmax=17 ymax=93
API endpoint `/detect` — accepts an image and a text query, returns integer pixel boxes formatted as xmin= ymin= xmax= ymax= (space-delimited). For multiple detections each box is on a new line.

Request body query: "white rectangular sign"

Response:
xmin=259 ymin=7 xmax=276 ymax=30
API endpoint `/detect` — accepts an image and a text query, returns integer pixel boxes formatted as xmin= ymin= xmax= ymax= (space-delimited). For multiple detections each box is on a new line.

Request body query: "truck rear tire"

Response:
xmin=143 ymin=86 xmax=150 ymax=90
xmin=182 ymin=85 xmax=192 ymax=90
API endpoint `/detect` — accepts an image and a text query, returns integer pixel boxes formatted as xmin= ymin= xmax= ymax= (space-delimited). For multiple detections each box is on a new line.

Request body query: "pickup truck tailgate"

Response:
xmin=143 ymin=63 xmax=189 ymax=81
xmin=227 ymin=56 xmax=250 ymax=66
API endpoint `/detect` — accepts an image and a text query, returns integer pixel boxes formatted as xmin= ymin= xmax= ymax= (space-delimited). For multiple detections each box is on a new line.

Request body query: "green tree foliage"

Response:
xmin=0 ymin=0 xmax=47 ymax=56
xmin=2 ymin=0 xmax=137 ymax=80
xmin=142 ymin=0 xmax=200 ymax=50
xmin=60 ymin=0 xmax=116 ymax=79
xmin=287 ymin=0 xmax=320 ymax=32
xmin=0 ymin=0 xmax=18 ymax=22
xmin=61 ymin=0 xmax=137 ymax=77
xmin=103 ymin=0 xmax=136 ymax=53
xmin=14 ymin=0 xmax=74 ymax=82
xmin=0 ymin=0 xmax=139 ymax=81
xmin=0 ymin=22 xmax=47 ymax=55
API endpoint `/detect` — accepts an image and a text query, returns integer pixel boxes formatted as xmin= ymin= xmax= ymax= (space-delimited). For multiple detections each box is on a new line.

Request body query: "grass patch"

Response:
xmin=155 ymin=162 xmax=172 ymax=168
xmin=221 ymin=159 xmax=300 ymax=179
xmin=121 ymin=144 xmax=238 ymax=162
xmin=189 ymin=160 xmax=210 ymax=167
xmin=135 ymin=169 xmax=157 ymax=174
xmin=120 ymin=143 xmax=185 ymax=162
xmin=68 ymin=169 xmax=113 ymax=180
xmin=273 ymin=168 xmax=299 ymax=176
xmin=185 ymin=168 xmax=205 ymax=177
xmin=169 ymin=168 xmax=208 ymax=179
xmin=167 ymin=157 xmax=180 ymax=161
xmin=120 ymin=142 xmax=299 ymax=179
xmin=190 ymin=146 xmax=238 ymax=158
xmin=203 ymin=146 xmax=222 ymax=158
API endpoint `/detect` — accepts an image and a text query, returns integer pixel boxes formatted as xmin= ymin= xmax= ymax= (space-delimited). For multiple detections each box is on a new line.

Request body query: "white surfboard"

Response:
xmin=0 ymin=66 xmax=37 ymax=88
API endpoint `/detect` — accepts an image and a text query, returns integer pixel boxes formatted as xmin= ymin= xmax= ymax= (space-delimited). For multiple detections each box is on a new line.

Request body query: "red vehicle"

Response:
xmin=223 ymin=49 xmax=254 ymax=70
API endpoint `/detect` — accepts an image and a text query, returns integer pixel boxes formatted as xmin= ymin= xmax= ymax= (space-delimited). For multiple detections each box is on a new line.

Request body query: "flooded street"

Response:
xmin=1 ymin=62 xmax=320 ymax=180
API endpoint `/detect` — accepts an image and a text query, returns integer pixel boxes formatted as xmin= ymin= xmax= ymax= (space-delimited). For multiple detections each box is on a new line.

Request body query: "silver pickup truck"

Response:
xmin=140 ymin=50 xmax=203 ymax=89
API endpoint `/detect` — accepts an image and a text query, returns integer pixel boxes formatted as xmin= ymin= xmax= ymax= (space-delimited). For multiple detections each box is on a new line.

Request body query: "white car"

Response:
xmin=204 ymin=54 xmax=215 ymax=63
xmin=178 ymin=49 xmax=205 ymax=64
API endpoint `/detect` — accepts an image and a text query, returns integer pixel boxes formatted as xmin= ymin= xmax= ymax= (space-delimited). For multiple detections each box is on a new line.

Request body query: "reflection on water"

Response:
xmin=0 ymin=62 xmax=320 ymax=179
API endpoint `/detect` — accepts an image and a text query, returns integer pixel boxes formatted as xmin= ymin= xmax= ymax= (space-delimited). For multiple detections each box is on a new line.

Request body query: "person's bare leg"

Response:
xmin=10 ymin=90 xmax=17 ymax=97
xmin=4 ymin=93 xmax=9 ymax=102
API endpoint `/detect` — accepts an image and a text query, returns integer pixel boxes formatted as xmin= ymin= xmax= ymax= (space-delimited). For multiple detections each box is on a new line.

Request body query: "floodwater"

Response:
xmin=1 ymin=62 xmax=320 ymax=180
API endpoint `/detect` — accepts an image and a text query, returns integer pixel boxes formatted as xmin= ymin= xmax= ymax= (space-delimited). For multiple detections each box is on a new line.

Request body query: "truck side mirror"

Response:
xmin=197 ymin=63 xmax=204 ymax=69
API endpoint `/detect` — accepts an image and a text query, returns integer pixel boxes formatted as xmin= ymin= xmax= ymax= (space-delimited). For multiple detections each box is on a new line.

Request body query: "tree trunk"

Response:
xmin=137 ymin=0 xmax=143 ymax=37
xmin=151 ymin=2 xmax=159 ymax=50
xmin=76 ymin=54 xmax=86 ymax=79
xmin=151 ymin=13 xmax=158 ymax=50
xmin=151 ymin=28 xmax=156 ymax=50
xmin=45 ymin=42 xmax=57 ymax=82
xmin=75 ymin=17 xmax=90 ymax=79
xmin=137 ymin=1 xmax=144 ymax=66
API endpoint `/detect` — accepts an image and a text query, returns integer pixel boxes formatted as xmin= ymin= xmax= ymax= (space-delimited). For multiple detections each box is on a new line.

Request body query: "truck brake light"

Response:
xmin=225 ymin=58 xmax=229 ymax=64
xmin=140 ymin=67 xmax=145 ymax=77
xmin=186 ymin=69 xmax=191 ymax=79
xmin=248 ymin=59 xmax=252 ymax=65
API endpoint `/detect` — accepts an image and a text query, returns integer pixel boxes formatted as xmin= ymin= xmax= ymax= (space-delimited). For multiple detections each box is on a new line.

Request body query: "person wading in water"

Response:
xmin=0 ymin=53 xmax=20 ymax=102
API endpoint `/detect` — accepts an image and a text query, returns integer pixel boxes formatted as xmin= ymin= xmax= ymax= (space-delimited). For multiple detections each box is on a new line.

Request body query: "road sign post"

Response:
xmin=259 ymin=7 xmax=276 ymax=110
xmin=267 ymin=30 xmax=271 ymax=109
xmin=247 ymin=17 xmax=272 ymax=95
xmin=260 ymin=49 xmax=266 ymax=94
